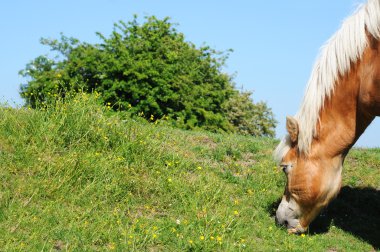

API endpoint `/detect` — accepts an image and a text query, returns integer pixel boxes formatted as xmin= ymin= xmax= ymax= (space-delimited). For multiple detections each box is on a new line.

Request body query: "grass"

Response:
xmin=0 ymin=93 xmax=379 ymax=251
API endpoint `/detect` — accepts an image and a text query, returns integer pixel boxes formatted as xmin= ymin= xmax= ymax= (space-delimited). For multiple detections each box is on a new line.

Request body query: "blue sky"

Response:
xmin=1 ymin=0 xmax=378 ymax=147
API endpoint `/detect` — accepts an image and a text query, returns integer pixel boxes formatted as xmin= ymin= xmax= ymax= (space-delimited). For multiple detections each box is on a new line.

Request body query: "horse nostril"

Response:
xmin=284 ymin=220 xmax=289 ymax=227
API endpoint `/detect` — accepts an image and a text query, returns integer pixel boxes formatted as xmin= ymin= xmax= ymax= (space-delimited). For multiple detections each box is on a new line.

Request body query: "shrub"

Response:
xmin=19 ymin=16 xmax=276 ymax=136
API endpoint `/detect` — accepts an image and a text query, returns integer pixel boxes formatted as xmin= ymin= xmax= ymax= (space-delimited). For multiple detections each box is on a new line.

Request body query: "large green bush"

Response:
xmin=19 ymin=16 xmax=276 ymax=136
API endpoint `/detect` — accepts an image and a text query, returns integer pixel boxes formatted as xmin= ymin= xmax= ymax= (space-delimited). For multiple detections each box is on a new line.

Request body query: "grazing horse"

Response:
xmin=274 ymin=0 xmax=380 ymax=234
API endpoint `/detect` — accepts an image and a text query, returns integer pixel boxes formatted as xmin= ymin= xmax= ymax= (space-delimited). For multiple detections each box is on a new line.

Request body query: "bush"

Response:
xmin=19 ymin=16 xmax=276 ymax=136
xmin=224 ymin=91 xmax=276 ymax=137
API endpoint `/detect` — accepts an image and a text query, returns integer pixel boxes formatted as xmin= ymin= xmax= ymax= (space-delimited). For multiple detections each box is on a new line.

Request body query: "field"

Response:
xmin=0 ymin=94 xmax=379 ymax=251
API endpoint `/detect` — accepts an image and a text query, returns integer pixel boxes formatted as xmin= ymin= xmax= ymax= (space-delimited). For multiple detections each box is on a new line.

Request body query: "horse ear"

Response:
xmin=286 ymin=116 xmax=299 ymax=144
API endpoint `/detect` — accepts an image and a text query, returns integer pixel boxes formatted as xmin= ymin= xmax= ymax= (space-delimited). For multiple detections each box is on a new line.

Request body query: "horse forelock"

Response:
xmin=273 ymin=135 xmax=291 ymax=164
xmin=274 ymin=0 xmax=380 ymax=161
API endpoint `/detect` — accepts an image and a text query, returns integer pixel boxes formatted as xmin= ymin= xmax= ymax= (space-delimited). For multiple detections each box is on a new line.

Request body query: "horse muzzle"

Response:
xmin=275 ymin=197 xmax=307 ymax=234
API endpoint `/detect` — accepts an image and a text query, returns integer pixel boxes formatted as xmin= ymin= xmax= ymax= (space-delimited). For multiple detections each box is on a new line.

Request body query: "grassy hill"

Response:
xmin=0 ymin=93 xmax=379 ymax=251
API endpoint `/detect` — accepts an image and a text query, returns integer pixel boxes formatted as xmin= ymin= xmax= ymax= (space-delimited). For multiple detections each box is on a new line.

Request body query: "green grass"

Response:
xmin=0 ymin=93 xmax=379 ymax=251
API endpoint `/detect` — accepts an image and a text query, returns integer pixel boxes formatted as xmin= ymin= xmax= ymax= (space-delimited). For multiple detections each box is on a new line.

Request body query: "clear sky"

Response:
xmin=1 ymin=0 xmax=378 ymax=147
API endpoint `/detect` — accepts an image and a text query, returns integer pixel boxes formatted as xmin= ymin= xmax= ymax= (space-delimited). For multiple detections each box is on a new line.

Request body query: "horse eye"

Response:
xmin=280 ymin=164 xmax=291 ymax=174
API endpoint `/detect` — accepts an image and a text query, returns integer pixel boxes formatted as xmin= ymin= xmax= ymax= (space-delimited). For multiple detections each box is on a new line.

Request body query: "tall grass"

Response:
xmin=0 ymin=93 xmax=378 ymax=251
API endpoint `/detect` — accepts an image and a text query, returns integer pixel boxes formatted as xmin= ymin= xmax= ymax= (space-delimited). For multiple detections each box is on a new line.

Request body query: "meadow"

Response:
xmin=0 ymin=94 xmax=379 ymax=251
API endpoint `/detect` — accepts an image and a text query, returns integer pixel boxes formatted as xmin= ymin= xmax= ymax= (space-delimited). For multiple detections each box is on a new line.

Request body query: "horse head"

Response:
xmin=275 ymin=117 xmax=342 ymax=233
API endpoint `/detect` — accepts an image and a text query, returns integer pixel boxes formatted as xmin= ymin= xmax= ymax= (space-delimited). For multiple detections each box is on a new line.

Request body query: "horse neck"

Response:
xmin=311 ymin=57 xmax=375 ymax=160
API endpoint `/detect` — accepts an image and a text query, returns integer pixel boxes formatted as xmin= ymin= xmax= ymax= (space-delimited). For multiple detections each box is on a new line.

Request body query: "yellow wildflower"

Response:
xmin=108 ymin=243 xmax=115 ymax=250
xmin=217 ymin=236 xmax=222 ymax=244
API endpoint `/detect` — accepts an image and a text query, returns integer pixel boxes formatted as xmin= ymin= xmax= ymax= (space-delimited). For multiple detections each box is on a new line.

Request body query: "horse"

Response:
xmin=274 ymin=0 xmax=380 ymax=234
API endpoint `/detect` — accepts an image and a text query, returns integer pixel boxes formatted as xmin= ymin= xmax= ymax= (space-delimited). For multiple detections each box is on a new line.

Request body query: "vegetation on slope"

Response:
xmin=19 ymin=16 xmax=276 ymax=137
xmin=0 ymin=94 xmax=379 ymax=251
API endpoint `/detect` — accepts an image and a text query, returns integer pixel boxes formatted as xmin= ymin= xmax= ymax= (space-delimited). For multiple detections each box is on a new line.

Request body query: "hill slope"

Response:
xmin=0 ymin=94 xmax=379 ymax=251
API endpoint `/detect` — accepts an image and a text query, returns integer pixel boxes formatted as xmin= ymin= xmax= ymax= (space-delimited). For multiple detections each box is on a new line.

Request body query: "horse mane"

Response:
xmin=274 ymin=0 xmax=380 ymax=163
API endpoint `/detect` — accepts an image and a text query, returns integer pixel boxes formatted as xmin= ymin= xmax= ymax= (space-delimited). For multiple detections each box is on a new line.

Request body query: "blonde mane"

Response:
xmin=274 ymin=0 xmax=380 ymax=163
